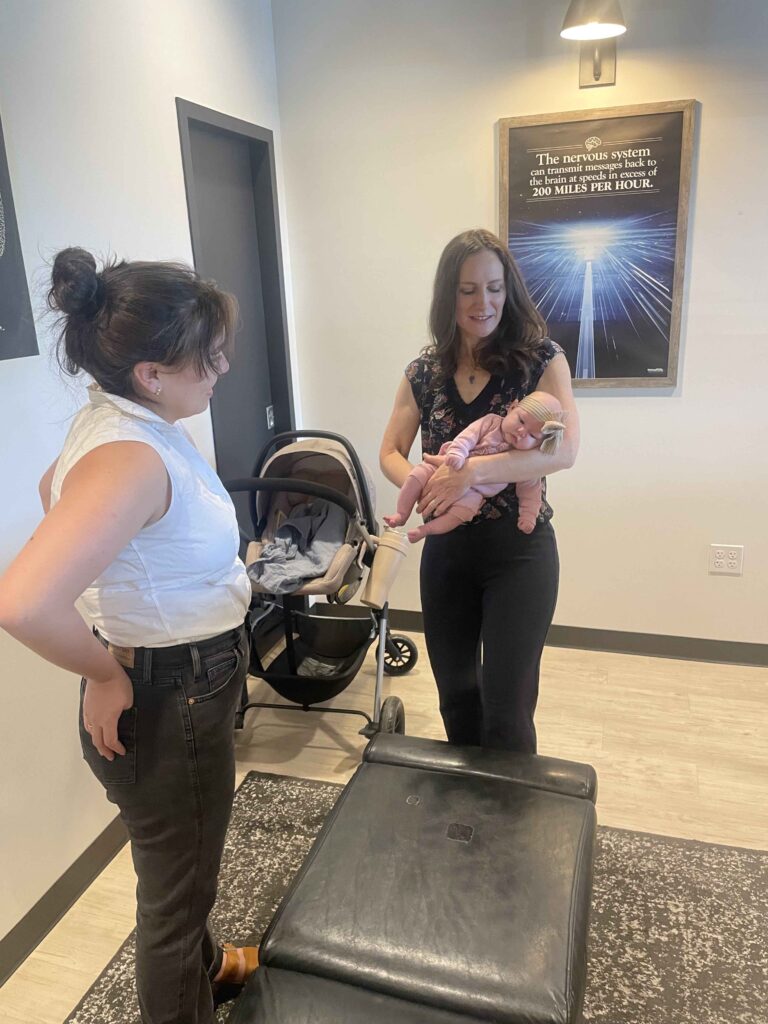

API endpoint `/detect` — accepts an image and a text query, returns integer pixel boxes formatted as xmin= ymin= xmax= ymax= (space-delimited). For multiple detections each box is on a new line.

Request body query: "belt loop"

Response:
xmin=143 ymin=647 xmax=153 ymax=685
xmin=190 ymin=643 xmax=201 ymax=678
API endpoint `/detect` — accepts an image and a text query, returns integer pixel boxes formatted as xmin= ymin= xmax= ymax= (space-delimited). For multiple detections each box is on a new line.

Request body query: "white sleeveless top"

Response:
xmin=51 ymin=387 xmax=251 ymax=647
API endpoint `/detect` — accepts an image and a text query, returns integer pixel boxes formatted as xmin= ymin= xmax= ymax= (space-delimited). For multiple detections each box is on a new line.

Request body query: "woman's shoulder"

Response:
xmin=405 ymin=350 xmax=440 ymax=381
xmin=55 ymin=403 xmax=164 ymax=489
xmin=498 ymin=337 xmax=566 ymax=399
xmin=524 ymin=337 xmax=565 ymax=390
xmin=534 ymin=337 xmax=565 ymax=366
xmin=65 ymin=401 xmax=158 ymax=453
xmin=405 ymin=351 xmax=443 ymax=404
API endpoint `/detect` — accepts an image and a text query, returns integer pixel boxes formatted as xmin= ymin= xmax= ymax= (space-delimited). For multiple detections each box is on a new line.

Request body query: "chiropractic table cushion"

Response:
xmin=229 ymin=733 xmax=598 ymax=1024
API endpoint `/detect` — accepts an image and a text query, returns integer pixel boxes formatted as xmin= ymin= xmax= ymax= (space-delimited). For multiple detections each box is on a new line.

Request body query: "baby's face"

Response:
xmin=502 ymin=407 xmax=543 ymax=450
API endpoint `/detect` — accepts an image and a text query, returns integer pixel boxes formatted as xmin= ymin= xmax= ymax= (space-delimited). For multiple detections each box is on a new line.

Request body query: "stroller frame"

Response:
xmin=225 ymin=430 xmax=416 ymax=738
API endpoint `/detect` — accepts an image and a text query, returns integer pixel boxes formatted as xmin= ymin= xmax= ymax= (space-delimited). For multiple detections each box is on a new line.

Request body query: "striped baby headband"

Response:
xmin=518 ymin=394 xmax=561 ymax=424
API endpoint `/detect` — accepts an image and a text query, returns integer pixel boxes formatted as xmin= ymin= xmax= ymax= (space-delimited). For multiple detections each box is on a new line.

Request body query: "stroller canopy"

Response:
xmin=255 ymin=438 xmax=376 ymax=530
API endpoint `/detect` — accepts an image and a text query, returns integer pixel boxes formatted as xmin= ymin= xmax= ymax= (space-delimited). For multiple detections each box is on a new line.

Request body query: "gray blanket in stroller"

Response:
xmin=247 ymin=499 xmax=347 ymax=595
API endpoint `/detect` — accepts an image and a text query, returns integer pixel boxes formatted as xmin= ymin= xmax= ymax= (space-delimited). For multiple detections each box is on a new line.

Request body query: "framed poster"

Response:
xmin=499 ymin=100 xmax=695 ymax=388
xmin=0 ymin=110 xmax=38 ymax=361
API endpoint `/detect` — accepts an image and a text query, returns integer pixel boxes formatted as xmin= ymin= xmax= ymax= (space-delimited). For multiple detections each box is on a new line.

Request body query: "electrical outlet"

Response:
xmin=708 ymin=544 xmax=744 ymax=576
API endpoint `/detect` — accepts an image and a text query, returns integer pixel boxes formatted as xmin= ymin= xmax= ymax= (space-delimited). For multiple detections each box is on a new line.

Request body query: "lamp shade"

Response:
xmin=560 ymin=0 xmax=627 ymax=40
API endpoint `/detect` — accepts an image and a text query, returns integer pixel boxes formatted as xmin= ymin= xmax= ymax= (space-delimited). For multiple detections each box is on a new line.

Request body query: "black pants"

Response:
xmin=420 ymin=516 xmax=558 ymax=753
xmin=79 ymin=624 xmax=249 ymax=1024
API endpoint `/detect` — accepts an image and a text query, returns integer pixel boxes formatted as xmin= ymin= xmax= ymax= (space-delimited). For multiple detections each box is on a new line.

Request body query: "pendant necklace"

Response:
xmin=464 ymin=353 xmax=479 ymax=386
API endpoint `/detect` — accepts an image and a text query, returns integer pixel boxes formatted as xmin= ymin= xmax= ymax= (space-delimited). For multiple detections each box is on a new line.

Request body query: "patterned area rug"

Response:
xmin=64 ymin=770 xmax=768 ymax=1024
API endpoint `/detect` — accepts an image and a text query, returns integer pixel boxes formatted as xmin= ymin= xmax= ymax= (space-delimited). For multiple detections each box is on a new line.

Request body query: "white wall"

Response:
xmin=272 ymin=0 xmax=768 ymax=644
xmin=2 ymin=0 xmax=766 ymax=952
xmin=0 ymin=0 xmax=292 ymax=942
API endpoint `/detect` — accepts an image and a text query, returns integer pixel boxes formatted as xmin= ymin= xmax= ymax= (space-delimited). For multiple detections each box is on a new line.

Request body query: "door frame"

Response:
xmin=176 ymin=97 xmax=295 ymax=443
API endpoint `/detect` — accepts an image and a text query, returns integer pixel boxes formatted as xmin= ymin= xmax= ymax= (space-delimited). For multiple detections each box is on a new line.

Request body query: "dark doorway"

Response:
xmin=176 ymin=99 xmax=294 ymax=533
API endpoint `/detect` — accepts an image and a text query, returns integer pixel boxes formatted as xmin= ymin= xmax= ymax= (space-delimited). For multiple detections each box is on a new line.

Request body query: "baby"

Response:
xmin=385 ymin=390 xmax=566 ymax=543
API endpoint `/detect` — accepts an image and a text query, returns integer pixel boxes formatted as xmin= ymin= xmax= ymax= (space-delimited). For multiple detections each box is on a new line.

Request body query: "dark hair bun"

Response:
xmin=50 ymin=247 xmax=104 ymax=318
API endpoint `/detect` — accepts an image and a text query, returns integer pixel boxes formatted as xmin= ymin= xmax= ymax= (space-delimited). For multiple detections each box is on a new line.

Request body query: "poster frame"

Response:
xmin=498 ymin=99 xmax=696 ymax=389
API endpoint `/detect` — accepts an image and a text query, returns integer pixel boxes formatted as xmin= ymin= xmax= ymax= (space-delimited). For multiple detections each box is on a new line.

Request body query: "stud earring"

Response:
xmin=154 ymin=386 xmax=162 ymax=396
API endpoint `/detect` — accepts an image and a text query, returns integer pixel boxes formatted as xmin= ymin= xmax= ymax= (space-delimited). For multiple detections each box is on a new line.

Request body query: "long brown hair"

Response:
xmin=427 ymin=228 xmax=547 ymax=383
xmin=48 ymin=248 xmax=239 ymax=398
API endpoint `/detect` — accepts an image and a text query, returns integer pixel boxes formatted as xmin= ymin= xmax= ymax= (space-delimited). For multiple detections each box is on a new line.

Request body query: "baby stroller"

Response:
xmin=225 ymin=430 xmax=418 ymax=738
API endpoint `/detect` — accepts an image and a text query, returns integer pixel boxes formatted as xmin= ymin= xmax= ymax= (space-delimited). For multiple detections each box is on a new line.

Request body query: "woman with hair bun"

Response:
xmin=0 ymin=249 xmax=258 ymax=1022
xmin=380 ymin=229 xmax=579 ymax=754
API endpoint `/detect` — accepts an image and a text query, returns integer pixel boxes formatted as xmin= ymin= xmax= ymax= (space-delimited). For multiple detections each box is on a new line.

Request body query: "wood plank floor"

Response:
xmin=1 ymin=636 xmax=766 ymax=1022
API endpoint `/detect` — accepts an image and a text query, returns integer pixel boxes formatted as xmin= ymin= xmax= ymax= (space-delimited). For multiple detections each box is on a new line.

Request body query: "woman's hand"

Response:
xmin=82 ymin=669 xmax=134 ymax=760
xmin=417 ymin=455 xmax=473 ymax=517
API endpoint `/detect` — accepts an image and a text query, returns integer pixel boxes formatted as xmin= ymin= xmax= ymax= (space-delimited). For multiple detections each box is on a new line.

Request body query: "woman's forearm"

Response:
xmin=468 ymin=445 xmax=576 ymax=486
xmin=380 ymin=450 xmax=414 ymax=490
xmin=0 ymin=601 xmax=123 ymax=682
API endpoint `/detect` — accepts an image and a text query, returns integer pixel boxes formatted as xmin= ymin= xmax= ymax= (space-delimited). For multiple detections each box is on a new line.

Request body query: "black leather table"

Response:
xmin=230 ymin=734 xmax=598 ymax=1024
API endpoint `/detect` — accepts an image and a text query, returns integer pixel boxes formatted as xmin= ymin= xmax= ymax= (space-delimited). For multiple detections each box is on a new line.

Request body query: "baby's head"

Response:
xmin=501 ymin=391 xmax=567 ymax=454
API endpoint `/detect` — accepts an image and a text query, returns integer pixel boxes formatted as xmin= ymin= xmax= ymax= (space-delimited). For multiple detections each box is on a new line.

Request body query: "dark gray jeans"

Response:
xmin=79 ymin=624 xmax=249 ymax=1024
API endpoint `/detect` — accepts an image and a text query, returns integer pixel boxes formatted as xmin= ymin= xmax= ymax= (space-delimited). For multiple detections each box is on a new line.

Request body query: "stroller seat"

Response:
xmin=245 ymin=439 xmax=374 ymax=603
xmin=226 ymin=430 xmax=418 ymax=737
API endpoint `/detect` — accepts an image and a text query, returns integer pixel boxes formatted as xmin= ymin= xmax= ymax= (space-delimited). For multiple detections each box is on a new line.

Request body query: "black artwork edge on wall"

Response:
xmin=0 ymin=107 xmax=38 ymax=360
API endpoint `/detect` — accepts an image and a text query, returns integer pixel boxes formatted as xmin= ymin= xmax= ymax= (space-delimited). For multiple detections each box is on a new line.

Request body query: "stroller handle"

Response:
xmin=251 ymin=430 xmax=377 ymax=534
xmin=224 ymin=477 xmax=359 ymax=519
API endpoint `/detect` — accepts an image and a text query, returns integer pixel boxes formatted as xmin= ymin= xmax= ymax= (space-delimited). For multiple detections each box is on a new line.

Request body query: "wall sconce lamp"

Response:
xmin=560 ymin=0 xmax=627 ymax=89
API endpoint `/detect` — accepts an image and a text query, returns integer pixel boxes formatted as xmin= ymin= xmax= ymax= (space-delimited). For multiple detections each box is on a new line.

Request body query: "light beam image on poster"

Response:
xmin=499 ymin=103 xmax=695 ymax=388
xmin=509 ymin=211 xmax=677 ymax=379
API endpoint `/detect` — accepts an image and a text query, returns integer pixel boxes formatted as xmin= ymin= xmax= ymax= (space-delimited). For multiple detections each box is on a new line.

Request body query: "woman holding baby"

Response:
xmin=380 ymin=228 xmax=579 ymax=753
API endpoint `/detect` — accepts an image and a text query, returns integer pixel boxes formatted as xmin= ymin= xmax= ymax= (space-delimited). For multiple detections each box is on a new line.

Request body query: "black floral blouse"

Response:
xmin=405 ymin=338 xmax=564 ymax=524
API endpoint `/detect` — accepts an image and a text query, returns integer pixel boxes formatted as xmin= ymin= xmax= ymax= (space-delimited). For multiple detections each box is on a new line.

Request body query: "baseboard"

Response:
xmin=545 ymin=625 xmax=767 ymax=666
xmin=312 ymin=605 xmax=767 ymax=667
xmin=0 ymin=815 xmax=128 ymax=986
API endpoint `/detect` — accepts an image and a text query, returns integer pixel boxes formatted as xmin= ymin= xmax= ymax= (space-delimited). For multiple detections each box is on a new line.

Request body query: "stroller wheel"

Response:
xmin=378 ymin=695 xmax=406 ymax=735
xmin=379 ymin=634 xmax=419 ymax=676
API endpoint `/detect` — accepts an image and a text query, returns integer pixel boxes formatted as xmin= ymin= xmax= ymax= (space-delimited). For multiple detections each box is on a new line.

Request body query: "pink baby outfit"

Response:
xmin=393 ymin=412 xmax=542 ymax=542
